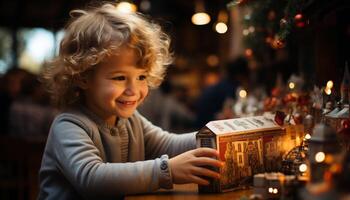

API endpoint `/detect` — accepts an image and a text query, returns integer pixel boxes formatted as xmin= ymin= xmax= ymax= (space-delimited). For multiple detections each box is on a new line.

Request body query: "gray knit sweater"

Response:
xmin=38 ymin=107 xmax=196 ymax=199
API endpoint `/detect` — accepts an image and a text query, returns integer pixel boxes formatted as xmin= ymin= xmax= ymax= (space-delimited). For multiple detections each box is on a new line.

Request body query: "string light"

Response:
xmin=245 ymin=49 xmax=253 ymax=57
xmin=299 ymin=163 xmax=307 ymax=172
xmin=239 ymin=89 xmax=247 ymax=98
xmin=288 ymin=82 xmax=295 ymax=89
xmin=324 ymin=87 xmax=332 ymax=95
xmin=315 ymin=152 xmax=325 ymax=163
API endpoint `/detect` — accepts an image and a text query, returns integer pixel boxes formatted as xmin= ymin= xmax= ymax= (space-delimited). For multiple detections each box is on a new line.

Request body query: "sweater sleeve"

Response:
xmin=135 ymin=111 xmax=197 ymax=159
xmin=49 ymin=118 xmax=169 ymax=197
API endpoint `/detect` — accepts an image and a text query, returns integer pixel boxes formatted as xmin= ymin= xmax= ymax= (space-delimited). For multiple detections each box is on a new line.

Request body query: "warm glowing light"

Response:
xmin=265 ymin=37 xmax=273 ymax=44
xmin=239 ymin=89 xmax=247 ymax=98
xmin=248 ymin=26 xmax=255 ymax=33
xmin=304 ymin=133 xmax=311 ymax=140
xmin=273 ymin=188 xmax=278 ymax=194
xmin=326 ymin=80 xmax=333 ymax=89
xmin=245 ymin=49 xmax=253 ymax=57
xmin=242 ymin=29 xmax=249 ymax=36
xmin=268 ymin=187 xmax=273 ymax=193
xmin=115 ymin=2 xmax=137 ymax=13
xmin=215 ymin=22 xmax=228 ymax=34
xmin=192 ymin=12 xmax=211 ymax=25
xmin=289 ymin=82 xmax=295 ymax=89
xmin=206 ymin=54 xmax=219 ymax=67
xmin=299 ymin=163 xmax=307 ymax=172
xmin=324 ymin=88 xmax=332 ymax=95
xmin=315 ymin=152 xmax=325 ymax=163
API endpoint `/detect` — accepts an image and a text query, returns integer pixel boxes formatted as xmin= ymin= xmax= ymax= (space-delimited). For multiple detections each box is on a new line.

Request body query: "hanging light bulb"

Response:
xmin=214 ymin=10 xmax=228 ymax=34
xmin=192 ymin=0 xmax=211 ymax=25
xmin=115 ymin=1 xmax=137 ymax=13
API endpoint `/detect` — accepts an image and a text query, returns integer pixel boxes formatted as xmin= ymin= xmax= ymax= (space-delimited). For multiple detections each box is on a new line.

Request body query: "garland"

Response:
xmin=227 ymin=0 xmax=311 ymax=60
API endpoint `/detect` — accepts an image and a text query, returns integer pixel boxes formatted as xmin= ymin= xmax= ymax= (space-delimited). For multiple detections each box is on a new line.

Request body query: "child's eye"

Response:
xmin=138 ymin=75 xmax=147 ymax=81
xmin=112 ymin=76 xmax=126 ymax=81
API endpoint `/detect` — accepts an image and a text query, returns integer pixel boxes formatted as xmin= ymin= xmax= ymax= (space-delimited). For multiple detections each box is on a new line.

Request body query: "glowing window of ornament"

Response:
xmin=324 ymin=87 xmax=331 ymax=95
xmin=273 ymin=188 xmax=278 ymax=194
xmin=268 ymin=187 xmax=273 ymax=193
xmin=326 ymin=80 xmax=333 ymax=89
xmin=304 ymin=133 xmax=311 ymax=140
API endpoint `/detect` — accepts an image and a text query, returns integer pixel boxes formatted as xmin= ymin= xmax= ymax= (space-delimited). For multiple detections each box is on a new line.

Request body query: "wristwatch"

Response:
xmin=159 ymin=154 xmax=173 ymax=189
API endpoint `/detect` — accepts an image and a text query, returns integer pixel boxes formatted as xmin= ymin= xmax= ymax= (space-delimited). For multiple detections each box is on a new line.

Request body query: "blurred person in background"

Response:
xmin=138 ymin=80 xmax=195 ymax=132
xmin=194 ymin=57 xmax=249 ymax=128
xmin=9 ymin=71 xmax=58 ymax=140
xmin=0 ymin=68 xmax=28 ymax=134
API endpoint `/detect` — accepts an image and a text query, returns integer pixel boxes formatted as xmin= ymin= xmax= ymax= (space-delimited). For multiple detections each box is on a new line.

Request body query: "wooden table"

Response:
xmin=126 ymin=184 xmax=252 ymax=200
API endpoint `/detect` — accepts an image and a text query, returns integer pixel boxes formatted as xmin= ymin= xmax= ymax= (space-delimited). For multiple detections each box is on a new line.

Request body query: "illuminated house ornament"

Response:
xmin=214 ymin=10 xmax=228 ymax=34
xmin=192 ymin=0 xmax=211 ymax=25
xmin=115 ymin=1 xmax=137 ymax=13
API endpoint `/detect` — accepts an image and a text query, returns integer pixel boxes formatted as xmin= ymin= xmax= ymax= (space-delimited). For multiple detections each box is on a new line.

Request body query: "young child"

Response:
xmin=38 ymin=3 xmax=222 ymax=199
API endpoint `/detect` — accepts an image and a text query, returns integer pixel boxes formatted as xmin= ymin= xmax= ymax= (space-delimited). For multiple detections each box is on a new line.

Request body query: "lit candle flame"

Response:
xmin=326 ymin=80 xmax=333 ymax=89
xmin=324 ymin=88 xmax=331 ymax=95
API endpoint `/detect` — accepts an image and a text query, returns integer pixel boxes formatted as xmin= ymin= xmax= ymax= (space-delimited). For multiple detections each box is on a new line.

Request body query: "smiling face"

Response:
xmin=82 ymin=47 xmax=149 ymax=125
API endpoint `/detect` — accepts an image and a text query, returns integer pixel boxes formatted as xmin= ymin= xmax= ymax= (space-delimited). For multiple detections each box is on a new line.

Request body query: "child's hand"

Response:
xmin=169 ymin=148 xmax=223 ymax=185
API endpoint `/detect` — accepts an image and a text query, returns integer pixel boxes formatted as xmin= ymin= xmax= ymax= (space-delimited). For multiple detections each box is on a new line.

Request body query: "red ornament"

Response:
xmin=294 ymin=14 xmax=303 ymax=21
xmin=275 ymin=111 xmax=286 ymax=126
xmin=293 ymin=113 xmax=303 ymax=124
xmin=341 ymin=119 xmax=350 ymax=130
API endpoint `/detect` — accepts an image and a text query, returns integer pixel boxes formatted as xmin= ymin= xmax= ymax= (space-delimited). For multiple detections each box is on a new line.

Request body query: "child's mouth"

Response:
xmin=117 ymin=100 xmax=136 ymax=105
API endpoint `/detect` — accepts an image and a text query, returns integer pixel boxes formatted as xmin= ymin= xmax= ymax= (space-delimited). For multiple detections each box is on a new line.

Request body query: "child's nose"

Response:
xmin=124 ymin=81 xmax=136 ymax=96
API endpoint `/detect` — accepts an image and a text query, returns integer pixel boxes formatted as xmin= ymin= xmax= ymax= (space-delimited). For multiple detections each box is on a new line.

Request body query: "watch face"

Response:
xmin=160 ymin=161 xmax=168 ymax=170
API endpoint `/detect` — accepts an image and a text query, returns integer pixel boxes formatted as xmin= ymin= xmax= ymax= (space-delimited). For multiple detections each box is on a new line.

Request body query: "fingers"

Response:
xmin=192 ymin=148 xmax=220 ymax=158
xmin=189 ymin=175 xmax=210 ymax=185
xmin=192 ymin=166 xmax=221 ymax=180
xmin=192 ymin=157 xmax=223 ymax=168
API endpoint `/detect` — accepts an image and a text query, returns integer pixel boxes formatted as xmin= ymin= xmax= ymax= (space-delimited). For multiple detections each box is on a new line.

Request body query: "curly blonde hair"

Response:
xmin=41 ymin=3 xmax=173 ymax=108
